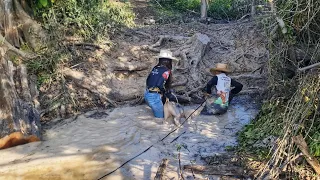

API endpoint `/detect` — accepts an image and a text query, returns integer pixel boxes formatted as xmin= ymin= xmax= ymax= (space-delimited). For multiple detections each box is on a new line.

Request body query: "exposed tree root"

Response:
xmin=0 ymin=33 xmax=32 ymax=58
xmin=143 ymin=33 xmax=211 ymax=98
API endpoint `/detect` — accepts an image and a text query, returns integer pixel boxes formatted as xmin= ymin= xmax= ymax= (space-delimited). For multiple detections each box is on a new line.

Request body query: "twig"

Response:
xmin=152 ymin=0 xmax=162 ymax=8
xmin=188 ymin=161 xmax=196 ymax=179
xmin=68 ymin=43 xmax=102 ymax=49
xmin=178 ymin=151 xmax=185 ymax=180
xmin=237 ymin=13 xmax=251 ymax=22
xmin=297 ymin=62 xmax=320 ymax=71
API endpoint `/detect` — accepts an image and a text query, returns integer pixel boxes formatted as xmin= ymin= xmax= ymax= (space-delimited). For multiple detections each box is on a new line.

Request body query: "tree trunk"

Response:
xmin=1 ymin=0 xmax=46 ymax=50
xmin=0 ymin=0 xmax=44 ymax=149
xmin=0 ymin=51 xmax=41 ymax=149
xmin=200 ymin=0 xmax=208 ymax=20
xmin=251 ymin=0 xmax=255 ymax=19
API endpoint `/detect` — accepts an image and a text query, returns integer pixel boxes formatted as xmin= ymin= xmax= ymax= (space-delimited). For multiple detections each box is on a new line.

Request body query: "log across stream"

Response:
xmin=0 ymin=95 xmax=260 ymax=180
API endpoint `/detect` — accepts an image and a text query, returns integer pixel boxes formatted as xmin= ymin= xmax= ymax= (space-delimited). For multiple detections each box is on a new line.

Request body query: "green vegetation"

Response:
xmin=25 ymin=0 xmax=135 ymax=86
xmin=155 ymin=0 xmax=253 ymax=20
xmin=238 ymin=0 xmax=320 ymax=177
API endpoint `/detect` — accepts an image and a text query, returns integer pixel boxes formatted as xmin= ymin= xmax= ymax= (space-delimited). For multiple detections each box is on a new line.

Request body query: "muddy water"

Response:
xmin=0 ymin=95 xmax=259 ymax=180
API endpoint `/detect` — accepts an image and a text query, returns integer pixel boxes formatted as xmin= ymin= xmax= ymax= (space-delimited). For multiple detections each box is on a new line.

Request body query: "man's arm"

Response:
xmin=230 ymin=79 xmax=243 ymax=94
xmin=203 ymin=76 xmax=218 ymax=94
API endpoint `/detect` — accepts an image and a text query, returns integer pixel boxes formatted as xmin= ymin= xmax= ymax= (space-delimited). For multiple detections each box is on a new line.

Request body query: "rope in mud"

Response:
xmin=97 ymin=99 xmax=206 ymax=180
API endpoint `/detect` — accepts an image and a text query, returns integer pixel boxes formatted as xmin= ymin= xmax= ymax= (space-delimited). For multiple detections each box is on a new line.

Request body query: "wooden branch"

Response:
xmin=183 ymin=164 xmax=244 ymax=176
xmin=298 ymin=62 xmax=320 ymax=72
xmin=154 ymin=159 xmax=169 ymax=180
xmin=178 ymin=152 xmax=185 ymax=180
xmin=71 ymin=43 xmax=102 ymax=49
xmin=293 ymin=135 xmax=320 ymax=175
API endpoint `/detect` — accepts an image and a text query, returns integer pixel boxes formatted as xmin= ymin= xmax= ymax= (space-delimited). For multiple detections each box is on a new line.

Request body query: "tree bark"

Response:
xmin=0 ymin=0 xmax=46 ymax=50
xmin=200 ymin=0 xmax=208 ymax=20
xmin=3 ymin=0 xmax=20 ymax=47
xmin=0 ymin=51 xmax=41 ymax=149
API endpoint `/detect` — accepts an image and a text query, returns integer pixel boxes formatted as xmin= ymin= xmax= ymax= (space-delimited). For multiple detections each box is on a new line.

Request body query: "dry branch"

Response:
xmin=154 ymin=158 xmax=169 ymax=180
xmin=70 ymin=43 xmax=102 ymax=49
xmin=298 ymin=62 xmax=320 ymax=72
xmin=293 ymin=135 xmax=320 ymax=175
xmin=183 ymin=164 xmax=244 ymax=176
xmin=179 ymin=151 xmax=185 ymax=180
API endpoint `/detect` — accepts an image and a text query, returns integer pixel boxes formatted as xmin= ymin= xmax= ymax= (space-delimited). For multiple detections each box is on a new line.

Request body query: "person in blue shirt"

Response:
xmin=144 ymin=50 xmax=178 ymax=118
xmin=201 ymin=63 xmax=243 ymax=115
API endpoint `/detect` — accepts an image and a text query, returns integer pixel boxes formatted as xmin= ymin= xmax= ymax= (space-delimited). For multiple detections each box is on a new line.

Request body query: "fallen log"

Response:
xmin=154 ymin=158 xmax=169 ymax=180
xmin=183 ymin=164 xmax=244 ymax=176
xmin=292 ymin=135 xmax=320 ymax=175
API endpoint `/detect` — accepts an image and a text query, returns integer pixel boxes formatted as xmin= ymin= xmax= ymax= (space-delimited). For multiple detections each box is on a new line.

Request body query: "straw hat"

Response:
xmin=157 ymin=50 xmax=178 ymax=61
xmin=210 ymin=63 xmax=231 ymax=73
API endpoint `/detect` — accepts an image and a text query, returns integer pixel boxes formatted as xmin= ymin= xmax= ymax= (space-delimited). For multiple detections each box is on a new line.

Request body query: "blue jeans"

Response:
xmin=144 ymin=90 xmax=164 ymax=118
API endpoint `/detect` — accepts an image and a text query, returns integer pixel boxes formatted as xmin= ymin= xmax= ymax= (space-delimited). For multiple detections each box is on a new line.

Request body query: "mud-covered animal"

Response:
xmin=0 ymin=132 xmax=40 ymax=150
xmin=163 ymin=98 xmax=205 ymax=126
xmin=164 ymin=98 xmax=183 ymax=126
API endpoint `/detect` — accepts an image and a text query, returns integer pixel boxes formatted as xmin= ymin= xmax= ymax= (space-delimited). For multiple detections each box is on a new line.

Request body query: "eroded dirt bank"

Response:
xmin=40 ymin=21 xmax=268 ymax=118
xmin=0 ymin=95 xmax=259 ymax=180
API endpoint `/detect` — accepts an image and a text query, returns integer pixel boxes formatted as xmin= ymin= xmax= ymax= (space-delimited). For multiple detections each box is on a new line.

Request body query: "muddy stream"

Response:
xmin=0 ymin=95 xmax=259 ymax=180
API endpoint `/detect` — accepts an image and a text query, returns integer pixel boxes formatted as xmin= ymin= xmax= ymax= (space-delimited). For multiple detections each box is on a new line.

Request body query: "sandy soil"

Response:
xmin=0 ymin=95 xmax=259 ymax=180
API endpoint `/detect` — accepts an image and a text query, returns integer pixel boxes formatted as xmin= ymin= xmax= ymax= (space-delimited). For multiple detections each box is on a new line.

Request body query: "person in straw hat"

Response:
xmin=201 ymin=63 xmax=243 ymax=115
xmin=144 ymin=50 xmax=178 ymax=118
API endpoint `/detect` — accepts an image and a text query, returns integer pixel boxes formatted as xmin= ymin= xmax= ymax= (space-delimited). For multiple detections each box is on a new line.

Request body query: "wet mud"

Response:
xmin=0 ymin=95 xmax=260 ymax=180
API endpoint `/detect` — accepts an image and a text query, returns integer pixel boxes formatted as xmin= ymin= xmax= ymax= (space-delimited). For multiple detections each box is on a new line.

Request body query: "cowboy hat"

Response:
xmin=210 ymin=63 xmax=231 ymax=73
xmin=157 ymin=49 xmax=178 ymax=61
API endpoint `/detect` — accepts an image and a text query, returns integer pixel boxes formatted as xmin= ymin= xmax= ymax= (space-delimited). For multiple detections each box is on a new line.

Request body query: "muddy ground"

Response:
xmin=0 ymin=95 xmax=260 ymax=180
